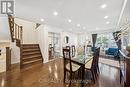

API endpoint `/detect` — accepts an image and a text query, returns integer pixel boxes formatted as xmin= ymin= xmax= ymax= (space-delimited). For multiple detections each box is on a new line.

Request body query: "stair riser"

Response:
xmin=21 ymin=60 xmax=43 ymax=69
xmin=22 ymin=52 xmax=41 ymax=57
xmin=22 ymin=57 xmax=42 ymax=63
xmin=22 ymin=49 xmax=40 ymax=53
xmin=20 ymin=44 xmax=43 ymax=69
xmin=22 ymin=46 xmax=39 ymax=49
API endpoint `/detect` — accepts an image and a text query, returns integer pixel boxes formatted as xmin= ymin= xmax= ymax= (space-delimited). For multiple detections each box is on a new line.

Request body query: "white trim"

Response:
xmin=117 ymin=0 xmax=128 ymax=26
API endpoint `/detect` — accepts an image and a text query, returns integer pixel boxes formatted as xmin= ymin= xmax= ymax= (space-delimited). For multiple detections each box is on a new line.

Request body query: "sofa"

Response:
xmin=105 ymin=48 xmax=119 ymax=57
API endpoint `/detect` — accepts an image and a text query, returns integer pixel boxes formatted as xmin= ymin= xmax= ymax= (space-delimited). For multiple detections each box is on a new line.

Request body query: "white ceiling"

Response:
xmin=15 ymin=0 xmax=125 ymax=33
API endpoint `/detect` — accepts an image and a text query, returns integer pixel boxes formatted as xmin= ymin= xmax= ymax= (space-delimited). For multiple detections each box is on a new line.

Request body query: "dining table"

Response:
xmin=71 ymin=54 xmax=93 ymax=87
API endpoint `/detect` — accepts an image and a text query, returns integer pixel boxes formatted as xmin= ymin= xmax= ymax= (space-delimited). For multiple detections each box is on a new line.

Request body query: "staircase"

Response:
xmin=8 ymin=15 xmax=43 ymax=69
xmin=20 ymin=44 xmax=43 ymax=69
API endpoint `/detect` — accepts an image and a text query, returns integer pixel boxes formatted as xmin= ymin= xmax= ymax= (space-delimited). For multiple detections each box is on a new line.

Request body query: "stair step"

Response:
xmin=22 ymin=51 xmax=41 ymax=56
xmin=22 ymin=49 xmax=40 ymax=52
xmin=22 ymin=46 xmax=39 ymax=49
xmin=20 ymin=44 xmax=43 ymax=69
xmin=22 ymin=58 xmax=43 ymax=65
xmin=22 ymin=54 xmax=42 ymax=60
xmin=22 ymin=57 xmax=42 ymax=63
xmin=21 ymin=44 xmax=39 ymax=46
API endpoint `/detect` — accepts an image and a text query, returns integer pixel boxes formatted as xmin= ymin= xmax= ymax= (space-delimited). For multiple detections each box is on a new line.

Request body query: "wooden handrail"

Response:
xmin=8 ymin=15 xmax=23 ymax=47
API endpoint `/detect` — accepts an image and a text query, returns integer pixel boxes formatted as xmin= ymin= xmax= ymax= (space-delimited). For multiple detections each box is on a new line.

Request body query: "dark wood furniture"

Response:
xmin=0 ymin=49 xmax=1 ymax=55
xmin=49 ymin=47 xmax=54 ymax=60
xmin=63 ymin=48 xmax=81 ymax=86
xmin=85 ymin=47 xmax=100 ymax=83
xmin=119 ymin=50 xmax=130 ymax=87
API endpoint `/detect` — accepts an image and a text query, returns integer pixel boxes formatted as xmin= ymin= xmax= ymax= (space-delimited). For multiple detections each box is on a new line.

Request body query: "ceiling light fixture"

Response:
xmin=68 ymin=19 xmax=72 ymax=23
xmin=77 ymin=24 xmax=80 ymax=27
xmin=53 ymin=11 xmax=58 ymax=16
xmin=101 ymin=4 xmax=107 ymax=8
xmin=83 ymin=27 xmax=86 ymax=30
xmin=104 ymin=16 xmax=109 ymax=19
xmin=70 ymin=29 xmax=72 ymax=31
xmin=106 ymin=21 xmax=110 ymax=24
xmin=41 ymin=18 xmax=45 ymax=22
xmin=96 ymin=28 xmax=99 ymax=30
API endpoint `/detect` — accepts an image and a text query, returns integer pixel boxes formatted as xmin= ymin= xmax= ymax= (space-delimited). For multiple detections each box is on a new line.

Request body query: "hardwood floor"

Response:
xmin=0 ymin=58 xmax=123 ymax=87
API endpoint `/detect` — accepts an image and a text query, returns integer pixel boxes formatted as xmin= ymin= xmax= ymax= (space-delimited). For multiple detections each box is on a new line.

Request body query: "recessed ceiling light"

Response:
xmin=106 ymin=21 xmax=110 ymax=24
xmin=83 ymin=27 xmax=86 ymax=29
xmin=70 ymin=29 xmax=72 ymax=31
xmin=104 ymin=16 xmax=109 ymax=19
xmin=41 ymin=18 xmax=45 ymax=22
xmin=53 ymin=11 xmax=58 ymax=16
xmin=68 ymin=19 xmax=72 ymax=23
xmin=101 ymin=4 xmax=107 ymax=8
xmin=79 ymin=32 xmax=83 ymax=34
xmin=96 ymin=28 xmax=99 ymax=30
xmin=77 ymin=24 xmax=80 ymax=27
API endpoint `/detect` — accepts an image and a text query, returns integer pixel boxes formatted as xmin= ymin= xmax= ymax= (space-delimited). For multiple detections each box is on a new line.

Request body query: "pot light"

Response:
xmin=104 ymin=16 xmax=109 ymax=19
xmin=106 ymin=21 xmax=110 ymax=24
xmin=79 ymin=32 xmax=83 ymax=34
xmin=53 ymin=11 xmax=58 ymax=16
xmin=68 ymin=19 xmax=72 ymax=23
xmin=77 ymin=24 xmax=80 ymax=27
xmin=83 ymin=27 xmax=86 ymax=30
xmin=70 ymin=29 xmax=72 ymax=31
xmin=96 ymin=28 xmax=99 ymax=30
xmin=101 ymin=4 xmax=107 ymax=8
xmin=41 ymin=18 xmax=45 ymax=22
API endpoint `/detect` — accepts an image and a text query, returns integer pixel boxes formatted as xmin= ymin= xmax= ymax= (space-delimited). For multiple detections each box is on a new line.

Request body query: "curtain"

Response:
xmin=113 ymin=31 xmax=121 ymax=50
xmin=92 ymin=34 xmax=97 ymax=47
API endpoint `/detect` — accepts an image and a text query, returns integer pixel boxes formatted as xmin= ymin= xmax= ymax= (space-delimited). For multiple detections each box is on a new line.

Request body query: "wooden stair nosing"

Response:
xmin=22 ymin=55 xmax=42 ymax=60
xmin=22 ymin=51 xmax=41 ymax=56
xmin=21 ymin=44 xmax=39 ymax=46
xmin=22 ymin=49 xmax=40 ymax=52
xmin=22 ymin=58 xmax=43 ymax=65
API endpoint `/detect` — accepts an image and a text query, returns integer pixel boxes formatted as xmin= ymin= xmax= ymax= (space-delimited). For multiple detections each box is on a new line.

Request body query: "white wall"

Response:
xmin=37 ymin=25 xmax=48 ymax=63
xmin=0 ymin=17 xmax=10 ymax=40
xmin=36 ymin=24 xmax=78 ymax=63
xmin=10 ymin=42 xmax=20 ymax=64
xmin=15 ymin=18 xmax=37 ymax=44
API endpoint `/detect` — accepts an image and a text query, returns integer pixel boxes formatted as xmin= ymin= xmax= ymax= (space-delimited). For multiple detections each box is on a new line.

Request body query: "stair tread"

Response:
xmin=22 ymin=49 xmax=40 ymax=52
xmin=22 ymin=58 xmax=42 ymax=65
xmin=22 ymin=54 xmax=42 ymax=59
xmin=21 ymin=44 xmax=43 ymax=69
xmin=22 ymin=44 xmax=39 ymax=46
xmin=22 ymin=51 xmax=41 ymax=56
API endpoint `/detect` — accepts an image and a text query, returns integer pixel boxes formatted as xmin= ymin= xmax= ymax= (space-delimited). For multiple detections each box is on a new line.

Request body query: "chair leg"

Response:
xmin=91 ymin=70 xmax=95 ymax=84
xmin=97 ymin=65 xmax=100 ymax=74
xmin=69 ymin=73 xmax=72 ymax=87
xmin=64 ymin=70 xmax=66 ymax=83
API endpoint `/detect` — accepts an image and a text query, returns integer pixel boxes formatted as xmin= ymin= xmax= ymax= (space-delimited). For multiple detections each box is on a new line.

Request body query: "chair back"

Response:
xmin=72 ymin=45 xmax=76 ymax=57
xmin=91 ymin=47 xmax=100 ymax=69
xmin=63 ymin=48 xmax=72 ymax=72
xmin=66 ymin=46 xmax=71 ymax=50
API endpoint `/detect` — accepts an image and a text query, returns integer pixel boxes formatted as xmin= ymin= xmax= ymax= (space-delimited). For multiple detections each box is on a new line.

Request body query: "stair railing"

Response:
xmin=8 ymin=15 xmax=23 ymax=47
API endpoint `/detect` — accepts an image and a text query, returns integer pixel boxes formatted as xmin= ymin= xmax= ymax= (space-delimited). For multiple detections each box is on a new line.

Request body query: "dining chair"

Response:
xmin=85 ymin=48 xmax=99 ymax=83
xmin=63 ymin=48 xmax=81 ymax=86
xmin=94 ymin=47 xmax=100 ymax=76
xmin=71 ymin=45 xmax=76 ymax=57
xmin=66 ymin=46 xmax=71 ymax=50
